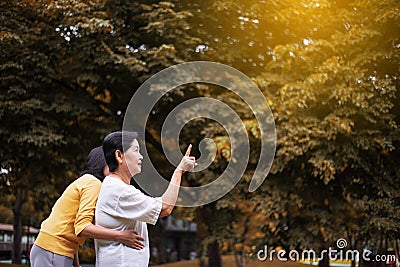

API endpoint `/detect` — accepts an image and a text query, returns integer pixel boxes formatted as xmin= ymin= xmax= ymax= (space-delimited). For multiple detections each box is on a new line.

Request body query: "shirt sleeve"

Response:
xmin=115 ymin=187 xmax=162 ymax=225
xmin=74 ymin=177 xmax=102 ymax=236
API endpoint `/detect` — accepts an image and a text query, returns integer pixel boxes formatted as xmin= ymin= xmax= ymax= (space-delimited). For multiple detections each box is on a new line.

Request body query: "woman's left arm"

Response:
xmin=79 ymin=224 xmax=145 ymax=250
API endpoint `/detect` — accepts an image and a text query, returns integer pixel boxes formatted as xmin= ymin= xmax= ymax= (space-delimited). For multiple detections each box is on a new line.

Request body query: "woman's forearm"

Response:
xmin=79 ymin=224 xmax=122 ymax=241
xmin=79 ymin=224 xmax=145 ymax=249
xmin=160 ymin=145 xmax=195 ymax=217
xmin=160 ymin=169 xmax=183 ymax=217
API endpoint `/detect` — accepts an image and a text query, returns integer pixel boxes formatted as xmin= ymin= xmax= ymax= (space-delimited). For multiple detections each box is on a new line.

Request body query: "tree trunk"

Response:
xmin=12 ymin=187 xmax=26 ymax=264
xmin=199 ymin=258 xmax=206 ymax=267
xmin=233 ymin=238 xmax=242 ymax=267
xmin=318 ymin=246 xmax=329 ymax=267
xmin=208 ymin=241 xmax=222 ymax=267
xmin=234 ymin=215 xmax=250 ymax=267
xmin=233 ymin=239 xmax=246 ymax=267
xmin=196 ymin=206 xmax=222 ymax=267
xmin=351 ymin=238 xmax=357 ymax=267
xmin=318 ymin=255 xmax=329 ymax=267
xmin=196 ymin=209 xmax=208 ymax=267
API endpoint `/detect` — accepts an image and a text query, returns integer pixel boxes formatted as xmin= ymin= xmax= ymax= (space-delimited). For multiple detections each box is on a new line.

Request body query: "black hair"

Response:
xmin=102 ymin=131 xmax=138 ymax=172
xmin=80 ymin=146 xmax=107 ymax=182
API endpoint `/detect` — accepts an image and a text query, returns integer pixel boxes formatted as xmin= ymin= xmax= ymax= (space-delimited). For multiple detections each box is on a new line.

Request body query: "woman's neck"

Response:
xmin=109 ymin=171 xmax=131 ymax=184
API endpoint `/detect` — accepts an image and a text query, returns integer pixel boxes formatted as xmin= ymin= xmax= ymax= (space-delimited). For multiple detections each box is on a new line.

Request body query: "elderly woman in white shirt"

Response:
xmin=95 ymin=131 xmax=196 ymax=267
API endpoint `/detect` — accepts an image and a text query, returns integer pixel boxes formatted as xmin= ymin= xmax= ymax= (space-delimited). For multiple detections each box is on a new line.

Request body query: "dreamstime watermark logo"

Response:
xmin=336 ymin=238 xmax=348 ymax=249
xmin=257 ymin=238 xmax=397 ymax=263
xmin=122 ymin=61 xmax=276 ymax=207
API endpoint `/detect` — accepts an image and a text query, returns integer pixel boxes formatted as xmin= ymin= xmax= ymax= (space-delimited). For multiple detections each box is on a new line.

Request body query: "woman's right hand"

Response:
xmin=118 ymin=230 xmax=145 ymax=250
xmin=176 ymin=144 xmax=197 ymax=173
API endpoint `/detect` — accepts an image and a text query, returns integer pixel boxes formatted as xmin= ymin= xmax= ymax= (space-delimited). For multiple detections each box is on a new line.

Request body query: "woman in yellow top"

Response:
xmin=30 ymin=146 xmax=144 ymax=267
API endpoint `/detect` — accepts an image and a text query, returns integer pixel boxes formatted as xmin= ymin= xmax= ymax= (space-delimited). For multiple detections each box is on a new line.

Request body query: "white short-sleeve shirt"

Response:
xmin=95 ymin=176 xmax=162 ymax=267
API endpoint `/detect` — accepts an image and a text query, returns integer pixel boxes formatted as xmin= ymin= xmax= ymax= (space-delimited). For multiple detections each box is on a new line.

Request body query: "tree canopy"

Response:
xmin=1 ymin=0 xmax=399 ymax=265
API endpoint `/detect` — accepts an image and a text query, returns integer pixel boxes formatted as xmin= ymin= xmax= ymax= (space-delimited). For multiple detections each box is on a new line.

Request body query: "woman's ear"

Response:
xmin=114 ymin=150 xmax=124 ymax=164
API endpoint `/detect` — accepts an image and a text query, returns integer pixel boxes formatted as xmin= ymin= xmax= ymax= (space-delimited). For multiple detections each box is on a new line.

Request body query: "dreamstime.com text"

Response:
xmin=257 ymin=245 xmax=397 ymax=263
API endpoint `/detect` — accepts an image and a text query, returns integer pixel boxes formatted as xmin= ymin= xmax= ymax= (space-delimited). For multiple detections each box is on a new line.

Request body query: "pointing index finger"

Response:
xmin=185 ymin=144 xmax=192 ymax=156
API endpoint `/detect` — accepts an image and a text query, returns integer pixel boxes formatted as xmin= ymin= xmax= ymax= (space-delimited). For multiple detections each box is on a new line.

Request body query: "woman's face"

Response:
xmin=123 ymin=139 xmax=143 ymax=176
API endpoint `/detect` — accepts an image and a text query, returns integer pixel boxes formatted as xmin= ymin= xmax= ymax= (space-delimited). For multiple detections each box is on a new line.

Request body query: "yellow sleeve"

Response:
xmin=74 ymin=176 xmax=101 ymax=236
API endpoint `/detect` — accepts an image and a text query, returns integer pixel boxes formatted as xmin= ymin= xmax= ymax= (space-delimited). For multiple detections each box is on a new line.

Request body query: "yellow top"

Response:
xmin=35 ymin=174 xmax=102 ymax=259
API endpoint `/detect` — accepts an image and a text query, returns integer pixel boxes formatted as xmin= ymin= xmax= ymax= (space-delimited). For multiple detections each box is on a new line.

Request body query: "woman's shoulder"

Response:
xmin=103 ymin=177 xmax=142 ymax=195
xmin=103 ymin=176 xmax=128 ymax=186
xmin=77 ymin=174 xmax=102 ymax=186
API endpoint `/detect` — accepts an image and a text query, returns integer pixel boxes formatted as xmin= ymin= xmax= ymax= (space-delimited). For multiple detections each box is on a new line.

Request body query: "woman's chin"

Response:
xmin=129 ymin=166 xmax=142 ymax=176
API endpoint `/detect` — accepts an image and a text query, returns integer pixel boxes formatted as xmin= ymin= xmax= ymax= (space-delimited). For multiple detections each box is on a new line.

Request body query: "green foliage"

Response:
xmin=169 ymin=0 xmax=400 ymax=259
xmin=0 ymin=0 xmax=198 ymax=263
xmin=1 ymin=0 xmax=399 ymax=265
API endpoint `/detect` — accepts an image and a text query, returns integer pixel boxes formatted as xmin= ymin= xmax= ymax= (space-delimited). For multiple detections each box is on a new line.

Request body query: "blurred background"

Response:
xmin=0 ymin=0 xmax=399 ymax=266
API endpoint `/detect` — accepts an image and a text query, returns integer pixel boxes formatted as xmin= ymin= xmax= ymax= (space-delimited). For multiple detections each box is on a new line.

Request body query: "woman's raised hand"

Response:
xmin=177 ymin=144 xmax=197 ymax=172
